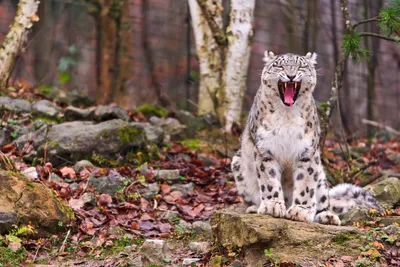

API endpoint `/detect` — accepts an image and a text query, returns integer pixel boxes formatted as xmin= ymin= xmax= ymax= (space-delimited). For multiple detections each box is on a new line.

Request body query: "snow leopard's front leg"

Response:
xmin=254 ymin=151 xmax=286 ymax=218
xmin=286 ymin=154 xmax=318 ymax=222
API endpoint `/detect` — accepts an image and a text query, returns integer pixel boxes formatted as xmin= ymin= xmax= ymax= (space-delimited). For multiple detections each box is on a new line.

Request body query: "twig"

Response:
xmin=195 ymin=0 xmax=227 ymax=47
xmin=33 ymin=244 xmax=41 ymax=262
xmin=358 ymin=172 xmax=383 ymax=187
xmin=361 ymin=119 xmax=400 ymax=136
xmin=348 ymin=160 xmax=379 ymax=180
xmin=336 ymin=93 xmax=352 ymax=168
xmin=353 ymin=17 xmax=379 ymax=29
xmin=59 ymin=229 xmax=71 ymax=253
xmin=358 ymin=32 xmax=399 ymax=42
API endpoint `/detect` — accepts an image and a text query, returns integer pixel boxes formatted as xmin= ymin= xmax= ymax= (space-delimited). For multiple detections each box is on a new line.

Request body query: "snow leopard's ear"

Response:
xmin=305 ymin=52 xmax=317 ymax=65
xmin=263 ymin=50 xmax=276 ymax=64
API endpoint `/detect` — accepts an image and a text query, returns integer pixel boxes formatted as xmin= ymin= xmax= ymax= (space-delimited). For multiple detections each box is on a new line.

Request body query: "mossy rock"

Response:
xmin=211 ymin=209 xmax=365 ymax=266
xmin=136 ymin=104 xmax=168 ymax=118
xmin=0 ymin=170 xmax=72 ymax=236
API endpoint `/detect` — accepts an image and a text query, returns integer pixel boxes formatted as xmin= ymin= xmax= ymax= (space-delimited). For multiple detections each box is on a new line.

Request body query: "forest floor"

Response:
xmin=0 ymin=87 xmax=399 ymax=267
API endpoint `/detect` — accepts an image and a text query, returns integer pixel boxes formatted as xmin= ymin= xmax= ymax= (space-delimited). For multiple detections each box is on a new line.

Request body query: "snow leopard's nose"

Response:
xmin=287 ymin=75 xmax=296 ymax=81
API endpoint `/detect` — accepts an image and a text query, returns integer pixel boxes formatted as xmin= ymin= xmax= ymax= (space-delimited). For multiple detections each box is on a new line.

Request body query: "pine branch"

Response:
xmin=353 ymin=17 xmax=379 ymax=29
xmin=359 ymin=32 xmax=399 ymax=42
xmin=195 ymin=0 xmax=227 ymax=47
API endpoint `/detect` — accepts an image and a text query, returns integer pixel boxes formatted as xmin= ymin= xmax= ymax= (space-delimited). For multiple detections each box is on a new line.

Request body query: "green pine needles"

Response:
xmin=342 ymin=0 xmax=400 ymax=61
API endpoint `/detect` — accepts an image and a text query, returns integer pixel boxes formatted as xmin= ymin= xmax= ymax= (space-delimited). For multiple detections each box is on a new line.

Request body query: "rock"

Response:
xmin=198 ymin=154 xmax=217 ymax=166
xmin=15 ymin=119 xmax=162 ymax=166
xmin=48 ymin=173 xmax=61 ymax=183
xmin=211 ymin=209 xmax=366 ymax=266
xmin=155 ymin=169 xmax=181 ymax=182
xmin=177 ymin=219 xmax=192 ymax=231
xmin=32 ymin=100 xmax=61 ymax=119
xmin=149 ymin=116 xmax=187 ymax=141
xmin=388 ymin=153 xmax=400 ymax=165
xmin=140 ymin=239 xmax=170 ymax=264
xmin=22 ymin=167 xmax=38 ymax=180
xmin=182 ymin=258 xmax=201 ymax=265
xmin=171 ymin=182 xmax=194 ymax=197
xmin=88 ymin=174 xmax=129 ymax=196
xmin=129 ymin=256 xmax=143 ymax=267
xmin=176 ymin=153 xmax=191 ymax=162
xmin=156 ymin=210 xmax=180 ymax=221
xmin=0 ymin=170 xmax=73 ymax=235
xmin=228 ymin=261 xmax=245 ymax=267
xmin=365 ymin=177 xmax=400 ymax=206
xmin=381 ymin=225 xmax=399 ymax=235
xmin=378 ymin=216 xmax=400 ymax=226
xmin=192 ymin=221 xmax=212 ymax=236
xmin=142 ymin=183 xmax=160 ymax=200
xmin=143 ymin=124 xmax=164 ymax=144
xmin=91 ymin=105 xmax=130 ymax=122
xmin=81 ymin=192 xmax=96 ymax=206
xmin=340 ymin=206 xmax=370 ymax=226
xmin=64 ymin=106 xmax=93 ymax=121
xmin=73 ymin=160 xmax=95 ymax=172
xmin=0 ymin=97 xmax=31 ymax=114
xmin=0 ymin=130 xmax=6 ymax=146
xmin=188 ymin=241 xmax=210 ymax=253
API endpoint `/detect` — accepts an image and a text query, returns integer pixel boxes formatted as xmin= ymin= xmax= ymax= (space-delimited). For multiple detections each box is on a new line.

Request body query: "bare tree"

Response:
xmin=188 ymin=0 xmax=255 ymax=131
xmin=0 ymin=0 xmax=40 ymax=88
xmin=86 ymin=0 xmax=134 ymax=105
xmin=320 ymin=0 xmax=400 ymax=151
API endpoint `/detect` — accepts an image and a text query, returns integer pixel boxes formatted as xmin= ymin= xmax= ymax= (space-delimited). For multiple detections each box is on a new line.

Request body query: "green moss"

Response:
xmin=46 ymin=141 xmax=60 ymax=147
xmin=0 ymin=247 xmax=28 ymax=266
xmin=136 ymin=104 xmax=168 ymax=118
xmin=51 ymin=190 xmax=74 ymax=220
xmin=91 ymin=152 xmax=118 ymax=167
xmin=332 ymin=231 xmax=354 ymax=245
xmin=95 ymin=129 xmax=111 ymax=139
xmin=180 ymin=139 xmax=203 ymax=150
xmin=125 ymin=144 xmax=160 ymax=165
xmin=118 ymin=126 xmax=143 ymax=145
xmin=33 ymin=116 xmax=62 ymax=124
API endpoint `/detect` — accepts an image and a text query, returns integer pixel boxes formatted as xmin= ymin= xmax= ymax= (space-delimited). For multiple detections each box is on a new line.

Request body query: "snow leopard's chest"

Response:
xmin=255 ymin=110 xmax=315 ymax=167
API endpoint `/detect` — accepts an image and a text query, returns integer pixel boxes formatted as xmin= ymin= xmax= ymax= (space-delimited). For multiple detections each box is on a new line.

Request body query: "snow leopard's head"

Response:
xmin=261 ymin=51 xmax=317 ymax=107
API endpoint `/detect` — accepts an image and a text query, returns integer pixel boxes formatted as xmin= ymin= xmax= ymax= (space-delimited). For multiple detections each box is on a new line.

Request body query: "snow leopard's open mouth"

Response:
xmin=278 ymin=80 xmax=301 ymax=107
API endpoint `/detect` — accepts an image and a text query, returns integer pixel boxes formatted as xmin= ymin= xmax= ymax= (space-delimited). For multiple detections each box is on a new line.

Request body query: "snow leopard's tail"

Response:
xmin=328 ymin=183 xmax=383 ymax=215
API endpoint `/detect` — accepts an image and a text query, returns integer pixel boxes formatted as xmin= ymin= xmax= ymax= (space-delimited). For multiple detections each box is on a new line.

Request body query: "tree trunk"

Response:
xmin=32 ymin=0 xmax=55 ymax=85
xmin=188 ymin=0 xmax=224 ymax=116
xmin=221 ymin=0 xmax=255 ymax=130
xmin=0 ymin=0 xmax=40 ymax=88
xmin=112 ymin=0 xmax=134 ymax=106
xmin=95 ymin=2 xmax=117 ymax=104
xmin=189 ymin=0 xmax=255 ymax=130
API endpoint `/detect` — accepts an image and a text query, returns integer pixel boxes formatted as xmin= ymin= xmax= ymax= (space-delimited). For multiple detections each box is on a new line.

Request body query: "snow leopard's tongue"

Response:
xmin=284 ymin=82 xmax=295 ymax=106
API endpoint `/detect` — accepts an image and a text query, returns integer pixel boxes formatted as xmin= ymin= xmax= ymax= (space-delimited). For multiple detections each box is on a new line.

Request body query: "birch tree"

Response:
xmin=188 ymin=0 xmax=255 ymax=131
xmin=0 ymin=0 xmax=40 ymax=88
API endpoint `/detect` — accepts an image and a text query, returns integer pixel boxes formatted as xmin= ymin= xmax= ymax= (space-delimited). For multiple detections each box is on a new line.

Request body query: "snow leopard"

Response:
xmin=231 ymin=51 xmax=382 ymax=225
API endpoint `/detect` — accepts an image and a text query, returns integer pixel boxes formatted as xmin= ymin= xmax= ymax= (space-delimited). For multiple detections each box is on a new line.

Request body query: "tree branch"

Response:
xmin=319 ymin=0 xmax=351 ymax=152
xmin=195 ymin=0 xmax=227 ymax=47
xmin=353 ymin=17 xmax=379 ymax=29
xmin=0 ymin=0 xmax=40 ymax=88
xmin=359 ymin=32 xmax=399 ymax=42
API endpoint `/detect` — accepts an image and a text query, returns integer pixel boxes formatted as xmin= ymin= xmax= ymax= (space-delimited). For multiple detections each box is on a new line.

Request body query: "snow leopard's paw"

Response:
xmin=258 ymin=200 xmax=286 ymax=218
xmin=245 ymin=205 xmax=258 ymax=213
xmin=286 ymin=205 xmax=315 ymax=222
xmin=314 ymin=211 xmax=341 ymax=225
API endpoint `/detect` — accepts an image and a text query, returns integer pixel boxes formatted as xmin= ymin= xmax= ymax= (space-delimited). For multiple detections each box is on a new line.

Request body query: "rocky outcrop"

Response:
xmin=365 ymin=177 xmax=400 ymax=207
xmin=211 ymin=209 xmax=366 ymax=266
xmin=15 ymin=119 xmax=164 ymax=166
xmin=0 ymin=170 xmax=73 ymax=235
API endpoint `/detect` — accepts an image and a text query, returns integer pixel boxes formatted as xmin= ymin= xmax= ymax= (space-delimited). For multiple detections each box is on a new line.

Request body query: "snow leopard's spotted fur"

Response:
xmin=231 ymin=51 xmax=382 ymax=225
